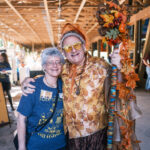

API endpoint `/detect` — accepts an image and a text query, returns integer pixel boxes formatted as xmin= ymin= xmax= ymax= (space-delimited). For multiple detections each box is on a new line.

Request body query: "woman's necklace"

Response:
xmin=44 ymin=76 xmax=57 ymax=88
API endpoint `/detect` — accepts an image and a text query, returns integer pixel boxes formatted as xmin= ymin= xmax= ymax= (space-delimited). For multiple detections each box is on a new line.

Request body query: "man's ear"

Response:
xmin=62 ymin=50 xmax=67 ymax=57
xmin=82 ymin=43 xmax=86 ymax=51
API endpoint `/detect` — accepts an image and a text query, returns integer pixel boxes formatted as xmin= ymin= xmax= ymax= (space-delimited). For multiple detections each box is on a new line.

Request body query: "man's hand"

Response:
xmin=21 ymin=77 xmax=35 ymax=96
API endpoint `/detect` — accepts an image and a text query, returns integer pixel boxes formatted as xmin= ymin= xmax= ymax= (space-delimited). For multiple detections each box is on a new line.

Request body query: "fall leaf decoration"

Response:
xmin=96 ymin=0 xmax=129 ymax=45
xmin=116 ymin=82 xmax=130 ymax=100
xmin=119 ymin=22 xmax=126 ymax=33
xmin=100 ymin=14 xmax=114 ymax=27
xmin=125 ymin=72 xmax=139 ymax=89
xmin=116 ymin=41 xmax=140 ymax=150
xmin=107 ymin=1 xmax=121 ymax=10
xmin=97 ymin=1 xmax=140 ymax=150
xmin=115 ymin=112 xmax=140 ymax=150
xmin=105 ymin=28 xmax=120 ymax=40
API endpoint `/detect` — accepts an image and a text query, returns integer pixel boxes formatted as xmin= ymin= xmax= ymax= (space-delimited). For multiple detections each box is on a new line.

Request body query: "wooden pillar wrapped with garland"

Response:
xmin=96 ymin=0 xmax=141 ymax=150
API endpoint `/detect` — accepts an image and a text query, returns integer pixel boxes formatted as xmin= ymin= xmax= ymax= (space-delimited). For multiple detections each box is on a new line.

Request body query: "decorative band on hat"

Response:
xmin=60 ymin=31 xmax=85 ymax=49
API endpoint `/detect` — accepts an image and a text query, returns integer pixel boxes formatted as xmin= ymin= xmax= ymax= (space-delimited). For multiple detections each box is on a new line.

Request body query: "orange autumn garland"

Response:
xmin=117 ymin=41 xmax=140 ymax=149
xmin=97 ymin=0 xmax=140 ymax=149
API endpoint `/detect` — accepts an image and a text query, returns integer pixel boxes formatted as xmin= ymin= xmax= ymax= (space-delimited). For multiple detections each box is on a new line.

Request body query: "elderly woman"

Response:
xmin=17 ymin=47 xmax=66 ymax=150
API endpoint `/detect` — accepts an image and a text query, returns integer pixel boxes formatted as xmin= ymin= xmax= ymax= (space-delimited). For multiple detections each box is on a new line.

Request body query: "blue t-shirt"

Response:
xmin=17 ymin=76 xmax=66 ymax=150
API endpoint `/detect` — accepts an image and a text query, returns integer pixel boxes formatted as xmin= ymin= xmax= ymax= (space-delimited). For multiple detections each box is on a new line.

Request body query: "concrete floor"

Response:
xmin=135 ymin=89 xmax=150 ymax=150
xmin=0 ymin=86 xmax=150 ymax=150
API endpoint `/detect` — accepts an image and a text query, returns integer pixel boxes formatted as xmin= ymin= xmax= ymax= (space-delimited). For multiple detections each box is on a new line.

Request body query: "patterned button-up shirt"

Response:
xmin=62 ymin=53 xmax=110 ymax=139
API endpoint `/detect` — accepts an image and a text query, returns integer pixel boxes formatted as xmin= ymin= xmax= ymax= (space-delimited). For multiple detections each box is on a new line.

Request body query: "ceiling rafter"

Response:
xmin=0 ymin=20 xmax=27 ymax=41
xmin=130 ymin=6 xmax=150 ymax=25
xmin=119 ymin=0 xmax=126 ymax=5
xmin=86 ymin=22 xmax=98 ymax=34
xmin=4 ymin=0 xmax=42 ymax=43
xmin=43 ymin=0 xmax=54 ymax=46
xmin=136 ymin=0 xmax=144 ymax=6
xmin=0 ymin=5 xmax=98 ymax=8
xmin=73 ymin=0 xmax=87 ymax=24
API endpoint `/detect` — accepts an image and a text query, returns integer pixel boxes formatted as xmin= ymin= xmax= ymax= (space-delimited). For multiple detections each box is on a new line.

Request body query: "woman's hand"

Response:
xmin=21 ymin=77 xmax=35 ymax=96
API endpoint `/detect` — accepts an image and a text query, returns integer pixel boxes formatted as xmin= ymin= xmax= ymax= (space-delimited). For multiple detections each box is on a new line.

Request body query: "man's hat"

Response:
xmin=60 ymin=23 xmax=87 ymax=49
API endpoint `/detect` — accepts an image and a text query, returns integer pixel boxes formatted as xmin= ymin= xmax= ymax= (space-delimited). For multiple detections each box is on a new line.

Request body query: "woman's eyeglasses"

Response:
xmin=63 ymin=42 xmax=82 ymax=53
xmin=46 ymin=61 xmax=62 ymax=66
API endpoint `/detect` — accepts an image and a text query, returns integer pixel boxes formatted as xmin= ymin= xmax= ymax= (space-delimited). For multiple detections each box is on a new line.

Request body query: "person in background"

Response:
xmin=0 ymin=53 xmax=15 ymax=111
xmin=143 ymin=53 xmax=150 ymax=91
xmin=17 ymin=47 xmax=66 ymax=150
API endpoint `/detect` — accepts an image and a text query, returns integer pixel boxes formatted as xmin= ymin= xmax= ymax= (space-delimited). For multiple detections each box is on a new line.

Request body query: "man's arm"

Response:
xmin=21 ymin=77 xmax=35 ymax=96
xmin=17 ymin=113 xmax=27 ymax=150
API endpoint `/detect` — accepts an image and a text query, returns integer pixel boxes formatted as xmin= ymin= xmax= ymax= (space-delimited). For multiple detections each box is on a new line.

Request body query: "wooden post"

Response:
xmin=97 ymin=40 xmax=101 ymax=58
xmin=32 ymin=42 xmax=34 ymax=52
xmin=0 ymin=83 xmax=9 ymax=125
xmin=133 ymin=21 xmax=141 ymax=69
xmin=143 ymin=0 xmax=150 ymax=5
xmin=138 ymin=20 xmax=150 ymax=85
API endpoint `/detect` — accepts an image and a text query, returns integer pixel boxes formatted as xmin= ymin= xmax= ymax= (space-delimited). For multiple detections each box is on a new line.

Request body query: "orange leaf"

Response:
xmin=119 ymin=22 xmax=126 ymax=33
xmin=107 ymin=1 xmax=121 ymax=10
xmin=125 ymin=72 xmax=139 ymax=89
xmin=100 ymin=14 xmax=114 ymax=24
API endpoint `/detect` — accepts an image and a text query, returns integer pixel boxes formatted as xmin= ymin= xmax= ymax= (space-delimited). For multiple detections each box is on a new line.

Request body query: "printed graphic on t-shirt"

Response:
xmin=37 ymin=90 xmax=64 ymax=139
xmin=40 ymin=90 xmax=52 ymax=101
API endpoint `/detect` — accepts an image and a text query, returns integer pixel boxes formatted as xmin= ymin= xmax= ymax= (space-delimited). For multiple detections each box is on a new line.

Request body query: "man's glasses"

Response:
xmin=63 ymin=42 xmax=82 ymax=53
xmin=46 ymin=61 xmax=62 ymax=66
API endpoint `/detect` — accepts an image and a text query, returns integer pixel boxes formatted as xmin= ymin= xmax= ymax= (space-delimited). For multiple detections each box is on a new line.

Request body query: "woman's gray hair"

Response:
xmin=41 ymin=47 xmax=65 ymax=66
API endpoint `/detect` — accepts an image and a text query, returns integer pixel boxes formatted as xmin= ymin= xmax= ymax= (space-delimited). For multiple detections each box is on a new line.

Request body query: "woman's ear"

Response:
xmin=43 ymin=65 xmax=46 ymax=73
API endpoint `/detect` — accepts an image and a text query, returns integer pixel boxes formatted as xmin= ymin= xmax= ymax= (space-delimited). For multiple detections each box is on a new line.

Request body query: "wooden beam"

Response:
xmin=43 ymin=0 xmax=54 ymax=46
xmin=73 ymin=0 xmax=87 ymax=24
xmin=130 ymin=6 xmax=150 ymax=25
xmin=86 ymin=22 xmax=98 ymax=34
xmin=133 ymin=21 xmax=140 ymax=66
xmin=0 ymin=32 xmax=19 ymax=44
xmin=4 ymin=0 xmax=42 ymax=42
xmin=0 ymin=5 xmax=99 ymax=9
xmin=0 ymin=20 xmax=28 ymax=41
xmin=136 ymin=0 xmax=144 ymax=6
xmin=87 ymin=31 xmax=101 ymax=44
xmin=119 ymin=0 xmax=126 ymax=5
